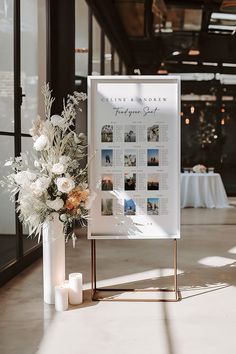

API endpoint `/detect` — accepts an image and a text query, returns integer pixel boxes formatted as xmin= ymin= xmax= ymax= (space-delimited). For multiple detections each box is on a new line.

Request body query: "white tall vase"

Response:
xmin=42 ymin=213 xmax=65 ymax=304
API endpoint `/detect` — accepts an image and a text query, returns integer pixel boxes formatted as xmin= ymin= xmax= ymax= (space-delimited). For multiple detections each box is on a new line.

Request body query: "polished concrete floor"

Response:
xmin=1 ymin=203 xmax=236 ymax=354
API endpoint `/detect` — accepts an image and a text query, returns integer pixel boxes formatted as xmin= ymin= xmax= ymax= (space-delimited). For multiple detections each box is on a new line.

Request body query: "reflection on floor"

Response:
xmin=1 ymin=203 xmax=236 ymax=354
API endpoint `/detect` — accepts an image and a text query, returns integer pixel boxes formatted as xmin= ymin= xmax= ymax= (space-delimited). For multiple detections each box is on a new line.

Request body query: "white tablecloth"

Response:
xmin=181 ymin=173 xmax=229 ymax=208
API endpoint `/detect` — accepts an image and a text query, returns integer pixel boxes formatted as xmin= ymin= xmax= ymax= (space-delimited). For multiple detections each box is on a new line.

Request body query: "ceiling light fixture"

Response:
xmin=211 ymin=12 xmax=236 ymax=20
xmin=208 ymin=24 xmax=236 ymax=30
xmin=202 ymin=62 xmax=218 ymax=66
xmin=157 ymin=62 xmax=168 ymax=74
xmin=222 ymin=62 xmax=236 ymax=67
xmin=157 ymin=69 xmax=168 ymax=74
xmin=185 ymin=118 xmax=190 ymax=125
xmin=188 ymin=49 xmax=200 ymax=55
xmin=172 ymin=51 xmax=180 ymax=56
xmin=182 ymin=61 xmax=198 ymax=65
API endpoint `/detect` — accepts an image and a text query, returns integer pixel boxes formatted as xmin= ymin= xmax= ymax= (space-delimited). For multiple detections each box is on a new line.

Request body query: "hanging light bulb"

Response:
xmin=190 ymin=105 xmax=195 ymax=114
xmin=185 ymin=118 xmax=190 ymax=125
xmin=221 ymin=118 xmax=225 ymax=125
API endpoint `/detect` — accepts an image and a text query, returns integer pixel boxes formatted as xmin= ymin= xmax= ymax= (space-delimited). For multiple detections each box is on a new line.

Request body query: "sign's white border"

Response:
xmin=87 ymin=76 xmax=180 ymax=239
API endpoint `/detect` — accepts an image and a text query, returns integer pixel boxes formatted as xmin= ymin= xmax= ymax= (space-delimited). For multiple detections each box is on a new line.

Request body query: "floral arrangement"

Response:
xmin=192 ymin=164 xmax=207 ymax=173
xmin=1 ymin=84 xmax=94 ymax=241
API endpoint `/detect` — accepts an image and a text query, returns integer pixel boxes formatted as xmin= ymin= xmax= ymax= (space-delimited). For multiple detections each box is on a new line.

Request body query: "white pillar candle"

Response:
xmin=69 ymin=273 xmax=83 ymax=305
xmin=55 ymin=285 xmax=68 ymax=311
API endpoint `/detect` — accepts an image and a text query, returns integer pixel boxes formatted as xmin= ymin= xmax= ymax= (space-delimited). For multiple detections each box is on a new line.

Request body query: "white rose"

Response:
xmin=59 ymin=155 xmax=71 ymax=165
xmin=56 ymin=177 xmax=75 ymax=193
xmin=30 ymin=182 xmax=43 ymax=197
xmin=30 ymin=177 xmax=51 ymax=197
xmin=38 ymin=176 xmax=51 ymax=189
xmin=33 ymin=135 xmax=49 ymax=151
xmin=51 ymin=163 xmax=66 ymax=175
xmin=51 ymin=115 xmax=64 ymax=127
xmin=46 ymin=197 xmax=64 ymax=211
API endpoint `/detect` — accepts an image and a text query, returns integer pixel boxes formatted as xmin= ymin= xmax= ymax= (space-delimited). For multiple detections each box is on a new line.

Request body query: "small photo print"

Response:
xmin=124 ymin=172 xmax=136 ymax=190
xmin=147 ymin=198 xmax=159 ymax=215
xmin=101 ymin=174 xmax=113 ymax=191
xmin=124 ymin=149 xmax=136 ymax=167
xmin=147 ymin=125 xmax=159 ymax=142
xmin=124 ymin=199 xmax=136 ymax=215
xmin=147 ymin=174 xmax=159 ymax=190
xmin=101 ymin=149 xmax=113 ymax=167
xmin=101 ymin=125 xmax=113 ymax=143
xmin=101 ymin=198 xmax=113 ymax=216
xmin=124 ymin=125 xmax=136 ymax=142
xmin=147 ymin=149 xmax=159 ymax=166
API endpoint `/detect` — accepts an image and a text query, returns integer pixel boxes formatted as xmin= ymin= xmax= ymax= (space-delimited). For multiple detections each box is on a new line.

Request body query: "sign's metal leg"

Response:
xmin=91 ymin=239 xmax=97 ymax=300
xmin=174 ymin=239 xmax=178 ymax=301
xmin=91 ymin=240 xmax=94 ymax=299
xmin=94 ymin=239 xmax=97 ymax=290
xmin=91 ymin=239 xmax=180 ymax=302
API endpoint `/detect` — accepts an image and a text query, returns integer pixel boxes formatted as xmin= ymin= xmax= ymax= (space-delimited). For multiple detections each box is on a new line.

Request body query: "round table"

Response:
xmin=181 ymin=173 xmax=229 ymax=208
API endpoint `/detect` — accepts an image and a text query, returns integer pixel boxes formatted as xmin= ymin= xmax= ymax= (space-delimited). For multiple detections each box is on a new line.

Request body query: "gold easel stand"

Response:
xmin=91 ymin=239 xmax=181 ymax=302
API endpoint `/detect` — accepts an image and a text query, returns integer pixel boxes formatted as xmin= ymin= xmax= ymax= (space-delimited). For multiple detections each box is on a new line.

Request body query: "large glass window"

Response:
xmin=75 ymin=0 xmax=88 ymax=78
xmin=0 ymin=136 xmax=16 ymax=269
xmin=105 ymin=36 xmax=112 ymax=75
xmin=0 ymin=0 xmax=14 ymax=133
xmin=0 ymin=0 xmax=44 ymax=282
xmin=92 ymin=17 xmax=101 ymax=75
xmin=21 ymin=0 xmax=38 ymax=134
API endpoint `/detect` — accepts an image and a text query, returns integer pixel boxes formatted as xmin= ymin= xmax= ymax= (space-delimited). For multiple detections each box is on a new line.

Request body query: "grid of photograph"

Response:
xmin=100 ymin=123 xmax=163 ymax=216
xmin=100 ymin=124 xmax=161 ymax=144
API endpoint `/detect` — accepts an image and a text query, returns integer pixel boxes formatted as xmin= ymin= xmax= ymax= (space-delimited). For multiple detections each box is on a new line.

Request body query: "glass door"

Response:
xmin=0 ymin=0 xmax=43 ymax=285
xmin=0 ymin=0 xmax=17 ymax=270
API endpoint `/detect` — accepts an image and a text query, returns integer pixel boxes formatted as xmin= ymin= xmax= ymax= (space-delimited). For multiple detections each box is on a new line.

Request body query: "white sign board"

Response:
xmin=88 ymin=76 xmax=180 ymax=239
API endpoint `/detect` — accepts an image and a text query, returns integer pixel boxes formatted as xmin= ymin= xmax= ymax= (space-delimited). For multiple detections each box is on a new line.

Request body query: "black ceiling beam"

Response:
xmin=165 ymin=62 xmax=236 ymax=74
xmin=85 ymin=0 xmax=134 ymax=70
xmin=130 ymin=31 xmax=236 ymax=67
xmin=165 ymin=0 xmax=221 ymax=10
xmin=181 ymin=81 xmax=236 ymax=95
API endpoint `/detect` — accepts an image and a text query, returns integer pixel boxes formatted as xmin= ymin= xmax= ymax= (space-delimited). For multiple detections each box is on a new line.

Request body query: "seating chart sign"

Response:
xmin=88 ymin=76 xmax=180 ymax=239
